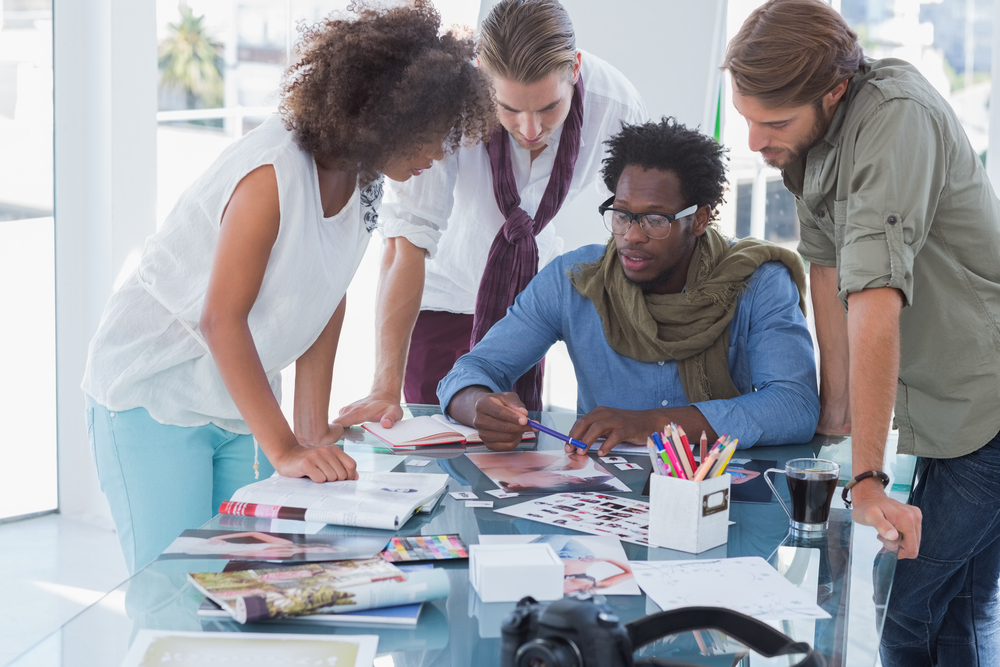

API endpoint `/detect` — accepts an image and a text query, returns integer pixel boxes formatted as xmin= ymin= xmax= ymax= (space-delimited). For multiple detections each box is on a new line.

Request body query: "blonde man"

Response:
xmin=338 ymin=0 xmax=646 ymax=425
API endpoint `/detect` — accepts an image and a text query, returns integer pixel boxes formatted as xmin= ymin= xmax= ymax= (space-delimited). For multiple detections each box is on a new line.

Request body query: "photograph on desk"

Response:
xmin=479 ymin=534 xmax=640 ymax=595
xmin=158 ymin=529 xmax=390 ymax=563
xmin=496 ymin=492 xmax=651 ymax=546
xmin=466 ymin=451 xmax=631 ymax=494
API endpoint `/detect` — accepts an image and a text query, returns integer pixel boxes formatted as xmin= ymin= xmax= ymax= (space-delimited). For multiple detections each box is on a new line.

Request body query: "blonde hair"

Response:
xmin=723 ymin=0 xmax=863 ymax=108
xmin=478 ymin=0 xmax=576 ymax=84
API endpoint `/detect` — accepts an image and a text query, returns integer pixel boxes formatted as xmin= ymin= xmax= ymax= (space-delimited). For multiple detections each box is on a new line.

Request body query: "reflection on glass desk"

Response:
xmin=10 ymin=407 xmax=915 ymax=667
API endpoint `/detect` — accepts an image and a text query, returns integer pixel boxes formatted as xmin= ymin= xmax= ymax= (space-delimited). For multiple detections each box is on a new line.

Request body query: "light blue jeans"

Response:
xmin=86 ymin=397 xmax=275 ymax=574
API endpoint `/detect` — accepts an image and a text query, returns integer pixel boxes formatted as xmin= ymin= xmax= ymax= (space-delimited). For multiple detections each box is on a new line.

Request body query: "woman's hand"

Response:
xmin=270 ymin=438 xmax=358 ymax=483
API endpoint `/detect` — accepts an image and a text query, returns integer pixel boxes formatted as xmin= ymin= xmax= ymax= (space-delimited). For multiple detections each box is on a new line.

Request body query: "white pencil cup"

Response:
xmin=648 ymin=473 xmax=731 ymax=553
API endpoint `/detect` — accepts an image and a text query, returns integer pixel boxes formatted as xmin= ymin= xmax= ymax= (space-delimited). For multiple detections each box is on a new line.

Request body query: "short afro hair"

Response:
xmin=280 ymin=0 xmax=493 ymax=186
xmin=601 ymin=117 xmax=728 ymax=221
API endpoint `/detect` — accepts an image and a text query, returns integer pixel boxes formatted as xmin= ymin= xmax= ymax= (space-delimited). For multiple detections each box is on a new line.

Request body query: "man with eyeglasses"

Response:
xmin=438 ymin=118 xmax=820 ymax=454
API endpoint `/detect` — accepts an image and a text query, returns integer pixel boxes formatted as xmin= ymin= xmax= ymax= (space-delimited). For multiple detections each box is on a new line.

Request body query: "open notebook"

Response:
xmin=363 ymin=414 xmax=535 ymax=448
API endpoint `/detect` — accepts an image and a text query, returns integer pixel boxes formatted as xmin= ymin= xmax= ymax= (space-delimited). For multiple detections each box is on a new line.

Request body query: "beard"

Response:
xmin=761 ymin=103 xmax=831 ymax=169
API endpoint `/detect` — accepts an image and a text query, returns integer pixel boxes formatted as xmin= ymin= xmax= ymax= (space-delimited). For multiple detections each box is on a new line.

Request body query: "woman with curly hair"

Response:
xmin=81 ymin=1 xmax=492 ymax=573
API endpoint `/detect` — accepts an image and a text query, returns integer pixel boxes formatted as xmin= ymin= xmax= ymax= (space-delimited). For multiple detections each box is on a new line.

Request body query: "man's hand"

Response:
xmin=472 ymin=392 xmax=532 ymax=451
xmin=336 ymin=394 xmax=404 ymax=429
xmin=567 ymin=407 xmax=657 ymax=457
xmin=850 ymin=479 xmax=922 ymax=559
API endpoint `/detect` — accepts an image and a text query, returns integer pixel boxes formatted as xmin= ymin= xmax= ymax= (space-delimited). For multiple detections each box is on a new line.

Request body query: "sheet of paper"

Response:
xmin=630 ymin=556 xmax=830 ymax=621
xmin=122 ymin=630 xmax=378 ymax=667
xmin=494 ymin=492 xmax=651 ymax=546
xmin=480 ymin=534 xmax=640 ymax=595
xmin=466 ymin=451 xmax=630 ymax=494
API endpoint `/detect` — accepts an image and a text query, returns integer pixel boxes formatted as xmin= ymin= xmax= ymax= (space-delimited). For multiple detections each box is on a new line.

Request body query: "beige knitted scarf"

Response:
xmin=569 ymin=226 xmax=807 ymax=403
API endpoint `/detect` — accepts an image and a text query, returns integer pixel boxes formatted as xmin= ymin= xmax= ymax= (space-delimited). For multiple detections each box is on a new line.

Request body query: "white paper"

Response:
xmin=495 ymin=492 xmax=651 ymax=546
xmin=121 ymin=630 xmax=378 ymax=667
xmin=630 ymin=557 xmax=831 ymax=621
xmin=480 ymin=534 xmax=641 ymax=595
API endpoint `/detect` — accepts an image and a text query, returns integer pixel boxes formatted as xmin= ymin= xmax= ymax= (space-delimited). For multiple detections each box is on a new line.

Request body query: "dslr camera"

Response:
xmin=500 ymin=595 xmax=632 ymax=667
xmin=500 ymin=594 xmax=827 ymax=667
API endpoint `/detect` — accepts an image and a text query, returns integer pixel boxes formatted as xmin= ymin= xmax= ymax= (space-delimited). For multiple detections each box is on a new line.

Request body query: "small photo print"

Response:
xmin=450 ymin=491 xmax=478 ymax=500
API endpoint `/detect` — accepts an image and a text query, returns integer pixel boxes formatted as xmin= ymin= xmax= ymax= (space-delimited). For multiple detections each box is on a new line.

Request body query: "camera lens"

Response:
xmin=515 ymin=638 xmax=583 ymax=667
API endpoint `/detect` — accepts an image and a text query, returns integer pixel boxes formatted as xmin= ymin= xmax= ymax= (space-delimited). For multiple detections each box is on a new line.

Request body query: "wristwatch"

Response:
xmin=842 ymin=470 xmax=890 ymax=509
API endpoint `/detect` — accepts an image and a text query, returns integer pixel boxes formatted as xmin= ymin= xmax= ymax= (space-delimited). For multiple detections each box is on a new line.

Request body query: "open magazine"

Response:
xmin=220 ymin=472 xmax=449 ymax=530
xmin=363 ymin=414 xmax=535 ymax=448
xmin=197 ymin=564 xmax=448 ymax=627
xmin=188 ymin=558 xmax=405 ymax=623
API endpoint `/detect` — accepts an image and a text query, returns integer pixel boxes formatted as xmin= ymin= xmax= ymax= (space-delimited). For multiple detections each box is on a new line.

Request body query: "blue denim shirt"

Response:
xmin=438 ymin=244 xmax=820 ymax=448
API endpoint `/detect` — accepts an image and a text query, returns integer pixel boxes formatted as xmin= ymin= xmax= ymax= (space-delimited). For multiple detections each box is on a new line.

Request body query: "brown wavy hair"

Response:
xmin=280 ymin=0 xmax=493 ymax=185
xmin=723 ymin=0 xmax=863 ymax=109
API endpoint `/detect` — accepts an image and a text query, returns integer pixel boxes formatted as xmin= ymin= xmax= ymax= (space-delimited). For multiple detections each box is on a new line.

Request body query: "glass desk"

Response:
xmin=11 ymin=408 xmax=916 ymax=666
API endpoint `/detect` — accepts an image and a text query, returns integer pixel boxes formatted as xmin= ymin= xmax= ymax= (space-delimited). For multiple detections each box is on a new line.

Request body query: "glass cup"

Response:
xmin=764 ymin=458 xmax=841 ymax=535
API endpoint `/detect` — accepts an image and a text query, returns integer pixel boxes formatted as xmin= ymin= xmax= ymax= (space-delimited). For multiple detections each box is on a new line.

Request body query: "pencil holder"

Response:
xmin=648 ymin=473 xmax=731 ymax=553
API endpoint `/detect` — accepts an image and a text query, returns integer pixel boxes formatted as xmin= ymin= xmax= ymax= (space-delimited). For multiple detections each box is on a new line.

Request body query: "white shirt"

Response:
xmin=378 ymin=52 xmax=647 ymax=314
xmin=82 ymin=116 xmax=381 ymax=434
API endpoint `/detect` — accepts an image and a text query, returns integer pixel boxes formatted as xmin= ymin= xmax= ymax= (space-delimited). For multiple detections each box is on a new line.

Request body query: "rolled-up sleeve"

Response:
xmin=692 ymin=263 xmax=820 ymax=448
xmin=378 ymin=150 xmax=460 ymax=258
xmin=837 ymin=98 xmax=944 ymax=307
xmin=796 ymin=200 xmax=837 ymax=267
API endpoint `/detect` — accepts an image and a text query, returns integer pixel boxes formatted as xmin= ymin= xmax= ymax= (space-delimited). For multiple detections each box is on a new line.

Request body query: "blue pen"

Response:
xmin=525 ymin=418 xmax=589 ymax=451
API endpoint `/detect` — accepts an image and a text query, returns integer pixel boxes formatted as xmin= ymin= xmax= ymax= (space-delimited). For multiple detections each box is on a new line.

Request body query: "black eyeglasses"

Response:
xmin=598 ymin=195 xmax=698 ymax=240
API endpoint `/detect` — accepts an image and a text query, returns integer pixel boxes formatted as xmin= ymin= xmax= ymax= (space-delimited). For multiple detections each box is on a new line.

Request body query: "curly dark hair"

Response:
xmin=279 ymin=0 xmax=494 ymax=185
xmin=601 ymin=117 xmax=728 ymax=221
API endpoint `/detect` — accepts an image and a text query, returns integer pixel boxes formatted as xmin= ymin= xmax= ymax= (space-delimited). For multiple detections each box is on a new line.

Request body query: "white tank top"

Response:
xmin=82 ymin=115 xmax=382 ymax=434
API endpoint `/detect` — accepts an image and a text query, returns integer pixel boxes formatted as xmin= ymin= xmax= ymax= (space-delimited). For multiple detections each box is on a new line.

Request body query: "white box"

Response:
xmin=469 ymin=543 xmax=563 ymax=602
xmin=648 ymin=473 xmax=731 ymax=553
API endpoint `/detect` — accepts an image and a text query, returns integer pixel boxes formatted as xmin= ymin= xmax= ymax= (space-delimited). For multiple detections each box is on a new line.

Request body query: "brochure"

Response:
xmin=121 ymin=630 xmax=378 ymax=667
xmin=160 ymin=529 xmax=389 ymax=562
xmin=187 ymin=558 xmax=405 ymax=623
xmin=221 ymin=472 xmax=449 ymax=530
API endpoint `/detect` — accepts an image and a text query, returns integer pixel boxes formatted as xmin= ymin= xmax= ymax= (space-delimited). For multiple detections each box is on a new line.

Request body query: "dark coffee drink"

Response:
xmin=786 ymin=474 xmax=837 ymax=525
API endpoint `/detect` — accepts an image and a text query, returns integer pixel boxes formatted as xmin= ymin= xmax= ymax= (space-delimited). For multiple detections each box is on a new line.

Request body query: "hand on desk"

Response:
xmin=335 ymin=393 xmax=404 ymax=429
xmin=272 ymin=424 xmax=359 ymax=483
xmin=850 ymin=480 xmax=922 ymax=559
xmin=473 ymin=392 xmax=535 ymax=451
xmin=566 ymin=406 xmax=715 ymax=457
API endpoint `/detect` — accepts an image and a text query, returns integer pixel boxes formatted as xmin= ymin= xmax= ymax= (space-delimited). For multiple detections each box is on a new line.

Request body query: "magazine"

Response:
xmin=196 ymin=564 xmax=448 ymax=627
xmin=221 ymin=472 xmax=449 ymax=530
xmin=122 ymin=630 xmax=378 ymax=667
xmin=160 ymin=529 xmax=390 ymax=563
xmin=187 ymin=558 xmax=405 ymax=623
xmin=363 ymin=414 xmax=535 ymax=448
xmin=495 ymin=492 xmax=652 ymax=546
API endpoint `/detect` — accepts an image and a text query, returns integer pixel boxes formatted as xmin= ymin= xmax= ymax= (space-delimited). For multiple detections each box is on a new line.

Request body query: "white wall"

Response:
xmin=54 ymin=0 xmax=158 ymax=526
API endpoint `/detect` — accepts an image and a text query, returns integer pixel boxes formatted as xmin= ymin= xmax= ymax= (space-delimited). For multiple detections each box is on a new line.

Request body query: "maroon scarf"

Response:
xmin=471 ymin=75 xmax=585 ymax=411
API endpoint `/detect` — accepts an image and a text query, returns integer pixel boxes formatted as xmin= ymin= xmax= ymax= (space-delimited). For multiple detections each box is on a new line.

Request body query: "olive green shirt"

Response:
xmin=785 ymin=57 xmax=1000 ymax=459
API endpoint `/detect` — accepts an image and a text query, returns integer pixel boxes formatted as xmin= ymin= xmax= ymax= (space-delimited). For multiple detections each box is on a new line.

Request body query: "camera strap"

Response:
xmin=626 ymin=606 xmax=826 ymax=667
